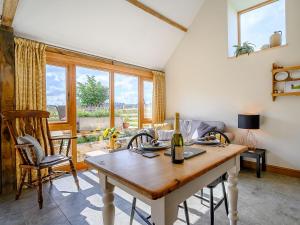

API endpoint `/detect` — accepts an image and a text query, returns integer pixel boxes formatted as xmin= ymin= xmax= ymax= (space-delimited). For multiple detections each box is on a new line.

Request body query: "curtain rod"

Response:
xmin=15 ymin=35 xmax=163 ymax=73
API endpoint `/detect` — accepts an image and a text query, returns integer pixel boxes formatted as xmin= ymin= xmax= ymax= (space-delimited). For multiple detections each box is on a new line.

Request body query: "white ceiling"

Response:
xmin=12 ymin=0 xmax=205 ymax=70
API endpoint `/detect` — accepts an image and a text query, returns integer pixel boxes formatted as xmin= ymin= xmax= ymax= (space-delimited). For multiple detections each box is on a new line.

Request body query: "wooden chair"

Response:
xmin=1 ymin=110 xmax=79 ymax=209
xmin=127 ymin=133 xmax=190 ymax=225
xmin=193 ymin=130 xmax=230 ymax=225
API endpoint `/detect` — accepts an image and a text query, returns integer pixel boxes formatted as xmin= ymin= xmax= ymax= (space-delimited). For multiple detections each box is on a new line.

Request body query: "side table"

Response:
xmin=240 ymin=148 xmax=266 ymax=178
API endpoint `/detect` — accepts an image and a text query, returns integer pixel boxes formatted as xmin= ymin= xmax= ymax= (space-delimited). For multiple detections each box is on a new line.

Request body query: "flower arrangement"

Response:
xmin=103 ymin=128 xmax=120 ymax=150
xmin=103 ymin=127 xmax=120 ymax=140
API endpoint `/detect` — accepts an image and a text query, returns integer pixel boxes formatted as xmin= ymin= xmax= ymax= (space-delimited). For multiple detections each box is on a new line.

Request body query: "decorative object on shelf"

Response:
xmin=274 ymin=71 xmax=289 ymax=81
xmin=272 ymin=63 xmax=300 ymax=101
xmin=260 ymin=44 xmax=270 ymax=50
xmin=103 ymin=127 xmax=120 ymax=150
xmin=233 ymin=41 xmax=255 ymax=57
xmin=238 ymin=114 xmax=260 ymax=150
xmin=270 ymin=31 xmax=282 ymax=48
xmin=290 ymin=70 xmax=300 ymax=79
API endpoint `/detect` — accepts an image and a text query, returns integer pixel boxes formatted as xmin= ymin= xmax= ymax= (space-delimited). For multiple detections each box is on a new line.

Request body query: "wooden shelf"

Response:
xmin=272 ymin=92 xmax=300 ymax=96
xmin=273 ymin=65 xmax=300 ymax=73
xmin=273 ymin=77 xmax=300 ymax=83
xmin=272 ymin=63 xmax=300 ymax=101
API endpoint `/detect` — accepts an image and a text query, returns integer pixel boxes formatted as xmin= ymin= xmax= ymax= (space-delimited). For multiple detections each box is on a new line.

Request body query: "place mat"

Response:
xmin=164 ymin=147 xmax=206 ymax=159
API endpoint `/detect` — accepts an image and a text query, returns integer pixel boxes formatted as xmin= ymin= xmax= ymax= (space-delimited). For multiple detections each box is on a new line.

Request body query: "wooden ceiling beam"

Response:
xmin=1 ymin=0 xmax=19 ymax=27
xmin=126 ymin=0 xmax=188 ymax=32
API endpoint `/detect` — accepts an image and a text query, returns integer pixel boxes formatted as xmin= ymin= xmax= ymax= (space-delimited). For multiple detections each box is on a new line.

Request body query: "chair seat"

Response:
xmin=40 ymin=154 xmax=69 ymax=167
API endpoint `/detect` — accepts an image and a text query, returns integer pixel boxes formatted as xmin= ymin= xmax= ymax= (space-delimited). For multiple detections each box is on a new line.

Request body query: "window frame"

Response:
xmin=237 ymin=0 xmax=279 ymax=45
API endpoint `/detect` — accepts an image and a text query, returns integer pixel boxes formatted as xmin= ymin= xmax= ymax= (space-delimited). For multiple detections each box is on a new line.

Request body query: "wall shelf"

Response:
xmin=272 ymin=63 xmax=300 ymax=101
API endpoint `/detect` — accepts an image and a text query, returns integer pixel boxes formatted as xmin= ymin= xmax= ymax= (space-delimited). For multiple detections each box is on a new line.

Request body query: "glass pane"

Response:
xmin=144 ymin=81 xmax=153 ymax=119
xmin=46 ymin=65 xmax=67 ymax=122
xmin=240 ymin=0 xmax=286 ymax=51
xmin=76 ymin=66 xmax=110 ymax=162
xmin=114 ymin=73 xmax=139 ymax=130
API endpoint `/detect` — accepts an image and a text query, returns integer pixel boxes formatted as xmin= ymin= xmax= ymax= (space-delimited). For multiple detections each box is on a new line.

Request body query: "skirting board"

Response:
xmin=242 ymin=160 xmax=300 ymax=178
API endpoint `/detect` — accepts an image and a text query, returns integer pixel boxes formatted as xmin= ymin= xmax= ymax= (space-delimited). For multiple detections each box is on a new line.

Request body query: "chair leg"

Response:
xmin=222 ymin=181 xmax=229 ymax=215
xmin=210 ymin=188 xmax=214 ymax=225
xmin=69 ymin=159 xmax=80 ymax=190
xmin=130 ymin=197 xmax=136 ymax=225
xmin=183 ymin=200 xmax=190 ymax=225
xmin=37 ymin=169 xmax=43 ymax=209
xmin=16 ymin=168 xmax=27 ymax=200
xmin=48 ymin=167 xmax=53 ymax=185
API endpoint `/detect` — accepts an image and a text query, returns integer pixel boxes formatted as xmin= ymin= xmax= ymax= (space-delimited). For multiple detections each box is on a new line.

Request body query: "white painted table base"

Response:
xmin=98 ymin=155 xmax=240 ymax=225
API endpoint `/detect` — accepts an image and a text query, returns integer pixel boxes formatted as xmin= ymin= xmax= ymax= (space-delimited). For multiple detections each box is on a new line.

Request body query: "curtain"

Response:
xmin=14 ymin=37 xmax=47 ymax=186
xmin=15 ymin=37 xmax=46 ymax=110
xmin=152 ymin=71 xmax=166 ymax=124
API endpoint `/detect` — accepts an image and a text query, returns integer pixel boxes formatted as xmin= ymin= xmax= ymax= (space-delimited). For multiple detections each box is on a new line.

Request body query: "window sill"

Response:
xmin=227 ymin=44 xmax=288 ymax=59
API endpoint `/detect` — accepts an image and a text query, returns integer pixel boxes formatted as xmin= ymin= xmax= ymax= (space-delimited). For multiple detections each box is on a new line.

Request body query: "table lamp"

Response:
xmin=238 ymin=114 xmax=260 ymax=150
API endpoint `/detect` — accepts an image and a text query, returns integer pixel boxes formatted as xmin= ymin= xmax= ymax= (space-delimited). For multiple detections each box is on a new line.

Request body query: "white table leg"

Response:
xmin=151 ymin=197 xmax=178 ymax=225
xmin=227 ymin=167 xmax=239 ymax=225
xmin=99 ymin=173 xmax=115 ymax=225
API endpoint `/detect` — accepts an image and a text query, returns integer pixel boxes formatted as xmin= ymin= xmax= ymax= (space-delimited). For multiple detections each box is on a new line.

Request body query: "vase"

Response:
xmin=270 ymin=31 xmax=282 ymax=48
xmin=109 ymin=138 xmax=115 ymax=150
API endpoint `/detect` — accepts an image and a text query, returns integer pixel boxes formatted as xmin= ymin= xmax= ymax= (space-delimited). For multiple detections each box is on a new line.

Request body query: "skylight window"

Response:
xmin=238 ymin=0 xmax=286 ymax=51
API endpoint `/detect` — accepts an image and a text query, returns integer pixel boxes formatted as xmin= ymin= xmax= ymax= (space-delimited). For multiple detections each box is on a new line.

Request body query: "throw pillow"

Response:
xmin=153 ymin=123 xmax=173 ymax=139
xmin=157 ymin=130 xmax=174 ymax=141
xmin=197 ymin=122 xmax=216 ymax=138
xmin=17 ymin=135 xmax=45 ymax=165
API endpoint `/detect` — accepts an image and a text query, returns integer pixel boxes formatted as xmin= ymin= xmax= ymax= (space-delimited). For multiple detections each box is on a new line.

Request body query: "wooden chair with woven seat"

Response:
xmin=128 ymin=132 xmax=190 ymax=225
xmin=1 ymin=110 xmax=79 ymax=209
xmin=191 ymin=130 xmax=230 ymax=225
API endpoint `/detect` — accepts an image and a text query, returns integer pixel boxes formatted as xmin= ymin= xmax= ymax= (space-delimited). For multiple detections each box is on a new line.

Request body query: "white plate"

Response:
xmin=290 ymin=70 xmax=300 ymax=79
xmin=275 ymin=72 xmax=289 ymax=81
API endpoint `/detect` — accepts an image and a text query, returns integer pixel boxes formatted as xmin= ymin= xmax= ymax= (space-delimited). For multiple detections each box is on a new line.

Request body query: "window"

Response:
xmin=238 ymin=0 xmax=286 ymax=51
xmin=46 ymin=65 xmax=67 ymax=122
xmin=114 ymin=73 xmax=139 ymax=129
xmin=143 ymin=80 xmax=153 ymax=119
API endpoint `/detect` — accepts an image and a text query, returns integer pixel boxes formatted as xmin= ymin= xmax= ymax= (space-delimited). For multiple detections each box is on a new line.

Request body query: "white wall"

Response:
xmin=165 ymin=0 xmax=300 ymax=170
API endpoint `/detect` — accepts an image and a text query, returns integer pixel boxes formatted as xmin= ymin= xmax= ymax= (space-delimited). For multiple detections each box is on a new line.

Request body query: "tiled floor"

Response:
xmin=0 ymin=169 xmax=299 ymax=225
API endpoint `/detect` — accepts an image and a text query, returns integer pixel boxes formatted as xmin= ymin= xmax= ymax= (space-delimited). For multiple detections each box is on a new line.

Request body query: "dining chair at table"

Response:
xmin=127 ymin=132 xmax=190 ymax=225
xmin=190 ymin=130 xmax=230 ymax=225
xmin=1 ymin=110 xmax=79 ymax=209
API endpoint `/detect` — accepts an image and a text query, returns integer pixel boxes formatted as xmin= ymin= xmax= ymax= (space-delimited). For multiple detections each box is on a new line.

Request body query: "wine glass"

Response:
xmin=183 ymin=120 xmax=193 ymax=145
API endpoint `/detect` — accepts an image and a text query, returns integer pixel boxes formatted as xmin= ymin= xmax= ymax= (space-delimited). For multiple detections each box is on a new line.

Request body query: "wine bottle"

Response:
xmin=171 ymin=112 xmax=184 ymax=164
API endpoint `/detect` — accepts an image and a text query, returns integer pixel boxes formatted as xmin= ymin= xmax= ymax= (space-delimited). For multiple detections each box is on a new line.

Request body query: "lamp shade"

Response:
xmin=238 ymin=114 xmax=260 ymax=129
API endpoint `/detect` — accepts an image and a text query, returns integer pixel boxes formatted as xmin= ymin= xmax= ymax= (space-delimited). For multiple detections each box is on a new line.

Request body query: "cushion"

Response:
xmin=153 ymin=123 xmax=173 ymax=139
xmin=157 ymin=130 xmax=174 ymax=141
xmin=40 ymin=154 xmax=68 ymax=165
xmin=17 ymin=135 xmax=45 ymax=165
xmin=197 ymin=122 xmax=216 ymax=138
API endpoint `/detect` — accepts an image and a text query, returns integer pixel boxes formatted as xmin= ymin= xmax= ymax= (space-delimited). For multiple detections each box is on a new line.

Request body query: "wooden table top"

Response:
xmin=85 ymin=144 xmax=247 ymax=200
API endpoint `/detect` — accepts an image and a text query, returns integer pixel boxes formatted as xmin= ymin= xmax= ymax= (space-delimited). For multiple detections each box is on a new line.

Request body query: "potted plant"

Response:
xmin=233 ymin=42 xmax=255 ymax=57
xmin=122 ymin=116 xmax=130 ymax=129
xmin=103 ymin=128 xmax=120 ymax=150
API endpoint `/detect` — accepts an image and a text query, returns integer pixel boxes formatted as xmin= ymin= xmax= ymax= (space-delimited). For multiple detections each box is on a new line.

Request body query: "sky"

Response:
xmin=240 ymin=0 xmax=286 ymax=50
xmin=46 ymin=65 xmax=152 ymax=106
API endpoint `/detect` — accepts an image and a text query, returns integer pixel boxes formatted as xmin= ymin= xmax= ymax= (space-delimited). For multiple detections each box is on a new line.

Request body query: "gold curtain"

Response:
xmin=14 ymin=37 xmax=47 ymax=186
xmin=15 ymin=37 xmax=46 ymax=111
xmin=152 ymin=71 xmax=166 ymax=123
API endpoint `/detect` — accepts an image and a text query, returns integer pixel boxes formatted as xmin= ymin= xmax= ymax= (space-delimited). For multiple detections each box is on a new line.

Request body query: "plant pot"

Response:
xmin=123 ymin=122 xmax=130 ymax=129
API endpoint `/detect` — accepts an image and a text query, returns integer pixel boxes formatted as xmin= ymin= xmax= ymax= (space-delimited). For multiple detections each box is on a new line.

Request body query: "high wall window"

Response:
xmin=238 ymin=0 xmax=286 ymax=51
xmin=228 ymin=0 xmax=286 ymax=56
xmin=46 ymin=65 xmax=67 ymax=122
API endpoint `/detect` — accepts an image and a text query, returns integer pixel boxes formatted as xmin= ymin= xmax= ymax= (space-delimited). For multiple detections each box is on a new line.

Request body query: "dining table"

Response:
xmin=85 ymin=143 xmax=247 ymax=225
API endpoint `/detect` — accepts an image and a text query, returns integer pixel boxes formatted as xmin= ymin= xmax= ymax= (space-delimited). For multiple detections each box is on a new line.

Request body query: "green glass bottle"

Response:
xmin=171 ymin=112 xmax=184 ymax=164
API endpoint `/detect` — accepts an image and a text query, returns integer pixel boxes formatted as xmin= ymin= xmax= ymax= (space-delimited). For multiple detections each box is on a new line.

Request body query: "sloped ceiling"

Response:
xmin=12 ymin=0 xmax=205 ymax=70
